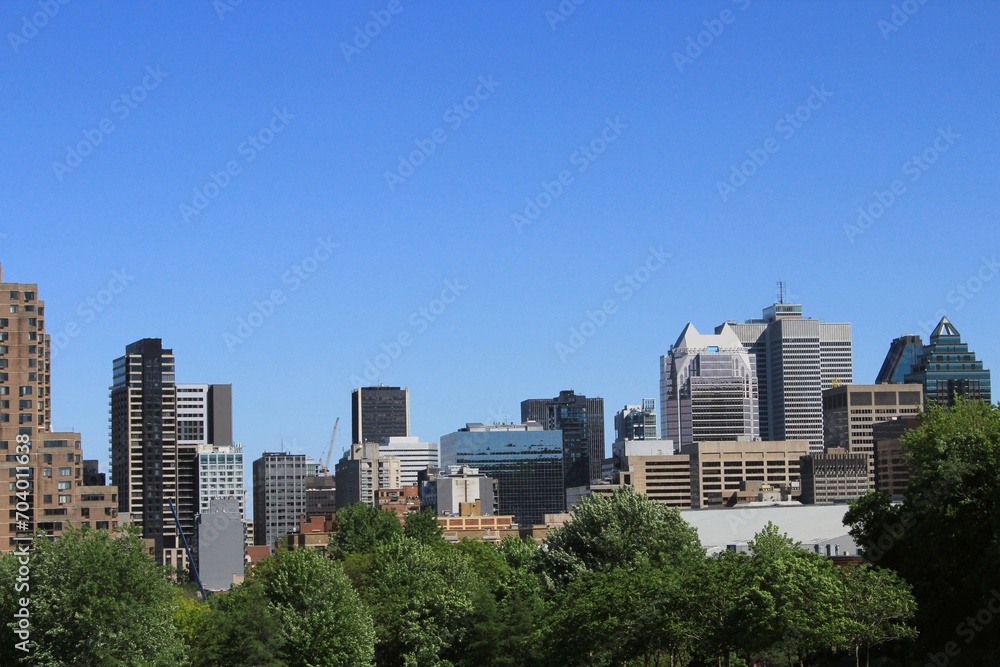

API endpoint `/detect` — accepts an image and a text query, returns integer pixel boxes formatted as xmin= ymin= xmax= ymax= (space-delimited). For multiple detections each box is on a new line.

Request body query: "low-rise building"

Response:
xmin=682 ymin=440 xmax=810 ymax=509
xmin=376 ymin=484 xmax=421 ymax=518
xmin=613 ymin=439 xmax=692 ymax=509
xmin=799 ymin=448 xmax=871 ymax=504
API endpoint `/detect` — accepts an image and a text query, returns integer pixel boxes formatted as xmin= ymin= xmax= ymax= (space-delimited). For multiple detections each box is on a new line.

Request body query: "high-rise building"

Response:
xmin=110 ymin=338 xmax=197 ymax=572
xmin=872 ymin=416 xmax=919 ymax=501
xmin=305 ymin=475 xmax=337 ymax=519
xmin=177 ymin=384 xmax=232 ymax=448
xmin=0 ymin=269 xmax=49 ymax=436
xmin=440 ymin=422 xmax=564 ymax=525
xmin=904 ymin=317 xmax=991 ymax=406
xmin=196 ymin=443 xmax=245 ymax=518
xmin=377 ymin=436 xmax=439 ymax=487
xmin=334 ymin=443 xmax=401 ymax=508
xmin=252 ymin=452 xmax=313 ymax=548
xmin=614 ymin=399 xmax=657 ymax=442
xmin=718 ymin=301 xmax=853 ymax=453
xmin=661 ymin=323 xmax=759 ymax=449
xmin=822 ymin=384 xmax=923 ymax=486
xmin=521 ymin=390 xmax=604 ymax=487
xmin=876 ymin=335 xmax=924 ymax=384
xmin=351 ymin=386 xmax=410 ymax=445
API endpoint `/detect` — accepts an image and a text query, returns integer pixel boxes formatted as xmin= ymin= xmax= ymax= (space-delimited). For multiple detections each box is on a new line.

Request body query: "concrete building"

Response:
xmin=305 ymin=474 xmax=336 ymax=519
xmin=522 ymin=390 xmax=604 ymax=487
xmin=196 ymin=498 xmax=244 ymax=591
xmin=904 ymin=317 xmax=991 ymax=406
xmin=252 ymin=452 xmax=313 ymax=547
xmin=718 ymin=300 xmax=853 ymax=453
xmin=799 ymin=448 xmax=870 ymax=504
xmin=352 ymin=386 xmax=410 ymax=445
xmin=614 ymin=399 xmax=657 ymax=441
xmin=377 ymin=436 xmax=438 ymax=487
xmin=613 ymin=440 xmax=692 ymax=509
xmin=376 ymin=484 xmax=421 ymax=518
xmin=661 ymin=324 xmax=759 ymax=449
xmin=441 ymin=422 xmax=564 ymax=525
xmin=872 ymin=416 xmax=919 ymax=500
xmin=334 ymin=442 xmax=401 ymax=508
xmin=420 ymin=465 xmax=497 ymax=516
xmin=683 ymin=439 xmax=810 ymax=509
xmin=176 ymin=384 xmax=232 ymax=448
xmin=822 ymin=383 xmax=923 ymax=484
xmin=110 ymin=338 xmax=197 ymax=572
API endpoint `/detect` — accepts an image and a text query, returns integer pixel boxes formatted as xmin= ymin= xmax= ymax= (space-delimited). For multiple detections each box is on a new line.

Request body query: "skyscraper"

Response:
xmin=377 ymin=435 xmax=439 ymax=487
xmin=440 ymin=422 xmax=564 ymax=524
xmin=875 ymin=335 xmax=924 ymax=384
xmin=904 ymin=317 xmax=991 ymax=406
xmin=661 ymin=323 xmax=759 ymax=449
xmin=718 ymin=301 xmax=853 ymax=453
xmin=110 ymin=338 xmax=196 ymax=572
xmin=521 ymin=390 xmax=604 ymax=487
xmin=614 ymin=399 xmax=657 ymax=442
xmin=253 ymin=452 xmax=313 ymax=547
xmin=351 ymin=386 xmax=410 ymax=444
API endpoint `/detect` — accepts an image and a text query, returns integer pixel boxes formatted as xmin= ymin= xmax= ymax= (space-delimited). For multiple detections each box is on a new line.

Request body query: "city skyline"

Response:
xmin=2 ymin=3 xmax=997 ymax=496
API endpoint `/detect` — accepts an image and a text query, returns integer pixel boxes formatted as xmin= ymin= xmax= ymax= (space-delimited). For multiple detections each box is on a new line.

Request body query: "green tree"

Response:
xmin=252 ymin=547 xmax=375 ymax=666
xmin=330 ymin=503 xmax=403 ymax=558
xmin=0 ymin=526 xmax=186 ymax=666
xmin=845 ymin=399 xmax=1000 ymax=662
xmin=543 ymin=486 xmax=703 ymax=584
xmin=836 ymin=564 xmax=917 ymax=667
xmin=403 ymin=508 xmax=446 ymax=545
xmin=185 ymin=581 xmax=287 ymax=667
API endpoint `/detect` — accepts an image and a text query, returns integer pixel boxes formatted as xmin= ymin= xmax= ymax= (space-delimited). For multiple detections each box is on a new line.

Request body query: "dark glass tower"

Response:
xmin=876 ymin=335 xmax=924 ymax=384
xmin=351 ymin=386 xmax=410 ymax=444
xmin=521 ymin=390 xmax=604 ymax=487
xmin=904 ymin=317 xmax=991 ymax=406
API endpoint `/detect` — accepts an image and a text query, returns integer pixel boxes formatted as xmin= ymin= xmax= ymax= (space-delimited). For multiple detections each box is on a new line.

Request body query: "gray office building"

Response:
xmin=252 ymin=452 xmax=312 ymax=548
xmin=718 ymin=301 xmax=853 ymax=453
xmin=196 ymin=498 xmax=244 ymax=591
xmin=440 ymin=422 xmax=564 ymax=525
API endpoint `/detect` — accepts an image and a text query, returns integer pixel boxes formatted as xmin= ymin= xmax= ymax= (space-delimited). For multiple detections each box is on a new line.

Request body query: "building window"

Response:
xmin=59 ymin=467 xmax=71 ymax=476
xmin=57 ymin=481 xmax=71 ymax=490
xmin=58 ymin=495 xmax=71 ymax=504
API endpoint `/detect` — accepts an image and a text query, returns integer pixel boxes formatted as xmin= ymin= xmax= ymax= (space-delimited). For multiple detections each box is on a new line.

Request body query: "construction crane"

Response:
xmin=320 ymin=417 xmax=340 ymax=476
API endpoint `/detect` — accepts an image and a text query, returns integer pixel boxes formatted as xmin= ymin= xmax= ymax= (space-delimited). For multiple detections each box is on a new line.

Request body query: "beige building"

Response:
xmin=872 ymin=416 xmax=919 ymax=501
xmin=822 ymin=384 xmax=923 ymax=484
xmin=335 ymin=443 xmax=401 ymax=508
xmin=614 ymin=440 xmax=692 ymax=509
xmin=682 ymin=440 xmax=810 ymax=508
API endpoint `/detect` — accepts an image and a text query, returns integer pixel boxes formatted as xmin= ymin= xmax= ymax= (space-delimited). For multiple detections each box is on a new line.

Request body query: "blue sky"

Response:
xmin=2 ymin=1 xmax=998 ymax=489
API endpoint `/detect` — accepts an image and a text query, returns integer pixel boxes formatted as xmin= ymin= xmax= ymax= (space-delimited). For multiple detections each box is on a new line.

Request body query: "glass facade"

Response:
xmin=440 ymin=425 xmax=564 ymax=525
xmin=876 ymin=335 xmax=924 ymax=384
xmin=904 ymin=318 xmax=991 ymax=406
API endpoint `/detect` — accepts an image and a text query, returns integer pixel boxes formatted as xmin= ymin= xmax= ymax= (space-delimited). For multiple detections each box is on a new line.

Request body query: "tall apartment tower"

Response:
xmin=252 ymin=452 xmax=313 ymax=547
xmin=718 ymin=301 xmax=853 ymax=453
xmin=614 ymin=399 xmax=657 ymax=442
xmin=110 ymin=339 xmax=199 ymax=572
xmin=521 ymin=390 xmax=605 ymax=487
xmin=351 ymin=386 xmax=410 ymax=444
xmin=904 ymin=317 xmax=991 ymax=406
xmin=334 ymin=442 xmax=402 ymax=508
xmin=661 ymin=323 xmax=759 ymax=450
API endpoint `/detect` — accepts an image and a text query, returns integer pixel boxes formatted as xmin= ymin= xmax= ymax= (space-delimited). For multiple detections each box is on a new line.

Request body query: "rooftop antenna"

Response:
xmin=777 ymin=280 xmax=785 ymax=305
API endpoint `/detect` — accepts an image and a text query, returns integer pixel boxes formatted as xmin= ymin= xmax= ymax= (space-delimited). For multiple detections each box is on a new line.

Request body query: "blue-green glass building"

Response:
xmin=904 ymin=317 xmax=991 ymax=406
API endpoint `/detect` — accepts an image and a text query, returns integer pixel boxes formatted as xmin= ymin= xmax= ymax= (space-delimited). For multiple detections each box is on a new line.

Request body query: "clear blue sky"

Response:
xmin=2 ymin=2 xmax=998 ymax=491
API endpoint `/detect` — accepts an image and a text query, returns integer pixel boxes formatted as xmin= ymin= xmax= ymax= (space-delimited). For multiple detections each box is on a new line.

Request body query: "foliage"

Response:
xmin=837 ymin=564 xmax=917 ymax=667
xmin=403 ymin=508 xmax=446 ymax=546
xmin=330 ymin=503 xmax=404 ymax=558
